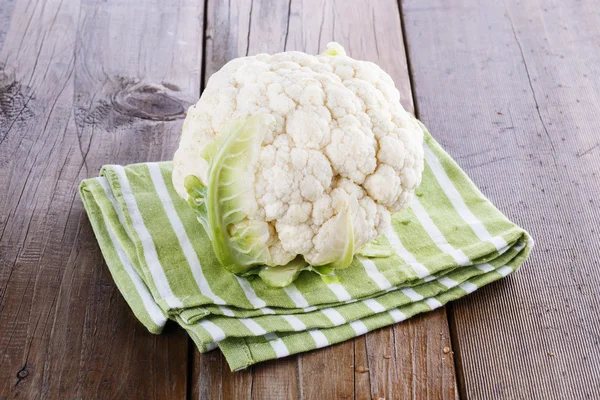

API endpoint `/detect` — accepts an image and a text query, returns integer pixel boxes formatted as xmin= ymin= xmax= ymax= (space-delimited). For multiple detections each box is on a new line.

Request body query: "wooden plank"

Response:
xmin=300 ymin=343 xmax=354 ymax=399
xmin=0 ymin=0 xmax=203 ymax=397
xmin=401 ymin=0 xmax=600 ymax=398
xmin=354 ymin=310 xmax=456 ymax=400
xmin=194 ymin=0 xmax=457 ymax=398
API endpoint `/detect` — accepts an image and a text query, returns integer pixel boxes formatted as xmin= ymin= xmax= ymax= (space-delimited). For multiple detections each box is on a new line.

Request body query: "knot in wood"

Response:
xmin=112 ymin=82 xmax=186 ymax=121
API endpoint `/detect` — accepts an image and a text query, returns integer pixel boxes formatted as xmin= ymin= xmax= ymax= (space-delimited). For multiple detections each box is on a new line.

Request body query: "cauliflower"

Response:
xmin=173 ymin=43 xmax=424 ymax=286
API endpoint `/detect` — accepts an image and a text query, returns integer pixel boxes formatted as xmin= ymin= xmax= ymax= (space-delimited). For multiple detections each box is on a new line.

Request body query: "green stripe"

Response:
xmin=80 ymin=179 xmax=165 ymax=334
xmin=124 ymin=164 xmax=209 ymax=306
xmin=393 ymin=208 xmax=459 ymax=273
xmin=425 ymin=135 xmax=516 ymax=236
xmin=100 ymin=167 xmax=172 ymax=311
xmin=419 ymin=161 xmax=483 ymax=250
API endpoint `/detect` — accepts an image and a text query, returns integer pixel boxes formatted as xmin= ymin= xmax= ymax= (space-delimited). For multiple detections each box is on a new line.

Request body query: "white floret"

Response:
xmin=172 ymin=42 xmax=424 ymax=266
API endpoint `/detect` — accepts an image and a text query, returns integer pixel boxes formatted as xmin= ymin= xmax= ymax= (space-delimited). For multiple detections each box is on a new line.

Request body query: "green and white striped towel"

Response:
xmin=79 ymin=130 xmax=533 ymax=371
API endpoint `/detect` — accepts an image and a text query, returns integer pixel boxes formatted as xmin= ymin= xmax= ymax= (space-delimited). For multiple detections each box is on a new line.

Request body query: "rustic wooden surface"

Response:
xmin=402 ymin=0 xmax=600 ymax=398
xmin=0 ymin=0 xmax=200 ymax=398
xmin=0 ymin=0 xmax=597 ymax=398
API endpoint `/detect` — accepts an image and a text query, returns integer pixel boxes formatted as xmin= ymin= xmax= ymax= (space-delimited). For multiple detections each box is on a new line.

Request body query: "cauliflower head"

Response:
xmin=173 ymin=43 xmax=424 ymax=282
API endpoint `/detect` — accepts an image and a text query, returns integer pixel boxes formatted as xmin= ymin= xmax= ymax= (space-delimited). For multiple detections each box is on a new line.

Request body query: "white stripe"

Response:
xmin=205 ymin=342 xmax=218 ymax=351
xmin=363 ymin=299 xmax=386 ymax=313
xmin=199 ymin=320 xmax=226 ymax=342
xmin=385 ymin=226 xmax=431 ymax=278
xmin=240 ymin=318 xmax=266 ymax=335
xmin=113 ymin=166 xmax=183 ymax=308
xmin=476 ymin=263 xmax=495 ymax=273
xmin=497 ymin=266 xmax=512 ymax=277
xmin=514 ymin=240 xmax=527 ymax=252
xmin=303 ymin=306 xmax=317 ymax=312
xmin=459 ymin=282 xmax=478 ymax=293
xmin=268 ymin=337 xmax=290 ymax=358
xmin=350 ymin=320 xmax=368 ymax=336
xmin=282 ymin=315 xmax=306 ymax=331
xmin=410 ymin=197 xmax=472 ymax=266
xmin=322 ymin=308 xmax=346 ymax=326
xmin=496 ymin=243 xmax=511 ymax=256
xmin=490 ymin=236 xmax=509 ymax=252
xmin=327 ymin=282 xmax=352 ymax=301
xmin=148 ymin=163 xmax=226 ymax=305
xmin=283 ymin=283 xmax=309 ymax=308
xmin=358 ymin=257 xmax=392 ymax=290
xmin=402 ymin=288 xmax=424 ymax=301
xmin=235 ymin=276 xmax=267 ymax=309
xmin=102 ymin=213 xmax=167 ymax=327
xmin=425 ymin=298 xmax=443 ymax=309
xmin=98 ymin=178 xmax=130 ymax=230
xmin=261 ymin=307 xmax=275 ymax=315
xmin=100 ymin=174 xmax=172 ymax=324
xmin=218 ymin=305 xmax=235 ymax=317
xmin=424 ymin=275 xmax=436 ymax=282
xmin=438 ymin=276 xmax=459 ymax=288
xmin=308 ymin=330 xmax=329 ymax=348
xmin=424 ymin=144 xmax=508 ymax=251
xmin=389 ymin=309 xmax=407 ymax=322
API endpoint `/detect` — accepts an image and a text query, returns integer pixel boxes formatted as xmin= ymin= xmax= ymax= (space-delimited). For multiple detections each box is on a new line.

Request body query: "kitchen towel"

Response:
xmin=79 ymin=129 xmax=533 ymax=371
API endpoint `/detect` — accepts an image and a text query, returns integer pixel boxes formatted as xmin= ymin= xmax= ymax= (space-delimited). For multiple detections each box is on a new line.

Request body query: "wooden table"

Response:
xmin=1 ymin=0 xmax=598 ymax=398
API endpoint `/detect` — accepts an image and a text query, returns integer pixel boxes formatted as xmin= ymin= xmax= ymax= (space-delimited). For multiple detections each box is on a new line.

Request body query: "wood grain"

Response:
xmin=354 ymin=310 xmax=457 ymax=400
xmin=193 ymin=0 xmax=457 ymax=398
xmin=0 ymin=0 xmax=204 ymax=398
xmin=401 ymin=0 xmax=600 ymax=398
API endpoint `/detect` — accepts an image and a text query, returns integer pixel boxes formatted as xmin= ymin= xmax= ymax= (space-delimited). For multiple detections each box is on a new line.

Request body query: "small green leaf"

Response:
xmin=321 ymin=43 xmax=347 ymax=57
xmin=357 ymin=242 xmax=394 ymax=258
xmin=259 ymin=257 xmax=309 ymax=288
xmin=310 ymin=266 xmax=341 ymax=284
xmin=319 ymin=273 xmax=340 ymax=285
